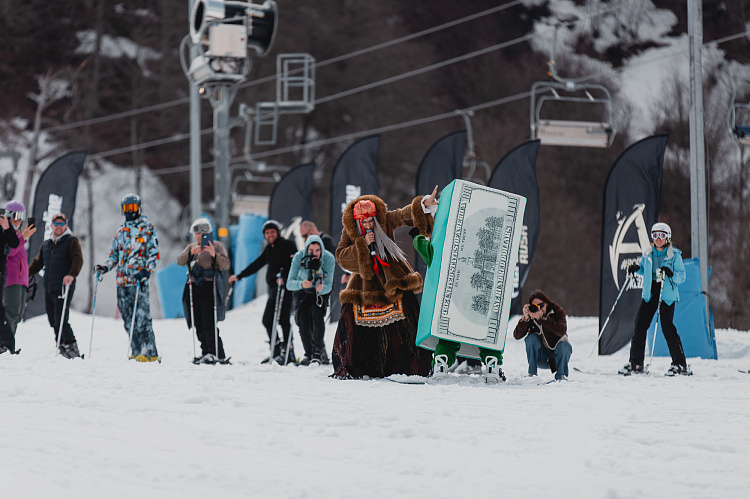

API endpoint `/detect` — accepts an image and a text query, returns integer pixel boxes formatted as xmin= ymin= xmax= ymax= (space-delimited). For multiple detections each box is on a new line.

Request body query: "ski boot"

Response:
xmin=665 ymin=364 xmax=692 ymax=376
xmin=618 ymin=363 xmax=644 ymax=376
xmin=483 ymin=357 xmax=506 ymax=384
xmin=428 ymin=354 xmax=450 ymax=382
xmin=60 ymin=342 xmax=81 ymax=359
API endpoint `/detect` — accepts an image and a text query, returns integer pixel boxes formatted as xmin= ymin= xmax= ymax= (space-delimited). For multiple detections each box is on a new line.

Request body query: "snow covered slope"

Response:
xmin=2 ymin=296 xmax=749 ymax=498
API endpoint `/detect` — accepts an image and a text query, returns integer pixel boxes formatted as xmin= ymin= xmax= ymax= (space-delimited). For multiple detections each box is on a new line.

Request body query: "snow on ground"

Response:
xmin=2 ymin=296 xmax=750 ymax=499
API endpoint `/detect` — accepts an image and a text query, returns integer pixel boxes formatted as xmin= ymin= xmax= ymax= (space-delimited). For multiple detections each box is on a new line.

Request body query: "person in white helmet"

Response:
xmin=619 ymin=222 xmax=689 ymax=376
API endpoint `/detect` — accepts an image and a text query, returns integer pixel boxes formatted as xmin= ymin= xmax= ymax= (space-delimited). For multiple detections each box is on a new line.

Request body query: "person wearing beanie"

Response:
xmin=3 ymin=201 xmax=35 ymax=339
xmin=177 ymin=218 xmax=231 ymax=364
xmin=229 ymin=219 xmax=298 ymax=364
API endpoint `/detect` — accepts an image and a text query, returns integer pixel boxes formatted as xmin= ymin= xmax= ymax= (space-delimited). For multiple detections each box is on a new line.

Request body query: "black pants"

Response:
xmin=45 ymin=288 xmax=76 ymax=346
xmin=295 ymin=292 xmax=328 ymax=360
xmin=0 ymin=273 xmax=17 ymax=351
xmin=192 ymin=280 xmax=225 ymax=358
xmin=262 ymin=285 xmax=293 ymax=355
xmin=629 ymin=282 xmax=686 ymax=367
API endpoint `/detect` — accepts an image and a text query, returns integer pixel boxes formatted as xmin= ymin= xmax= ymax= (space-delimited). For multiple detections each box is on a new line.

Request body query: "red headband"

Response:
xmin=353 ymin=200 xmax=377 ymax=220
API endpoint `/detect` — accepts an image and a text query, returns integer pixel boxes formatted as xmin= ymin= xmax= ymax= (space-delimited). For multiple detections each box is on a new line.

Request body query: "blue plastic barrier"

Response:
xmin=231 ymin=214 xmax=267 ymax=308
xmin=647 ymin=258 xmax=717 ymax=360
xmin=155 ymin=262 xmax=188 ymax=319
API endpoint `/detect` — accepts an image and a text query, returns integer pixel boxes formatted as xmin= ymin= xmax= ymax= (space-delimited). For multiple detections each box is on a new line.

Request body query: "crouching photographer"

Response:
xmin=286 ymin=235 xmax=335 ymax=365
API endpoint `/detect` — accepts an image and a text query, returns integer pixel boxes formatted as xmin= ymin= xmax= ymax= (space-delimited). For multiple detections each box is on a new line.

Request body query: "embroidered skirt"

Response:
xmin=332 ymin=291 xmax=431 ymax=379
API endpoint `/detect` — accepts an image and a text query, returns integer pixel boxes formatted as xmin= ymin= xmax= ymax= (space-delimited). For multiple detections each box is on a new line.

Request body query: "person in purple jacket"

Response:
xmin=3 ymin=201 xmax=36 ymax=337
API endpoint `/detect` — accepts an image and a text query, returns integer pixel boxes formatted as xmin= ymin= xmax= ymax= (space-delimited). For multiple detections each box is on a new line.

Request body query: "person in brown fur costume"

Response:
xmin=331 ymin=188 xmax=437 ymax=379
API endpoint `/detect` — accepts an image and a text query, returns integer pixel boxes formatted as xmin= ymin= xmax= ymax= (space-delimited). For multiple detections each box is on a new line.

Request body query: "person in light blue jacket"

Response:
xmin=286 ymin=235 xmax=335 ymax=365
xmin=619 ymin=222 xmax=689 ymax=376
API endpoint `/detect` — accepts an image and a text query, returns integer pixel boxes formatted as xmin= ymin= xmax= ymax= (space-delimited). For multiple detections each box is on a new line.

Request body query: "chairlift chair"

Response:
xmin=728 ymin=83 xmax=750 ymax=145
xmin=530 ymin=80 xmax=616 ymax=148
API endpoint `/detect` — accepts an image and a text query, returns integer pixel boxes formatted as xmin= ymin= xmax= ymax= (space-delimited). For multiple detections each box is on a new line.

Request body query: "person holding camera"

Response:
xmin=286 ymin=234 xmax=335 ymax=365
xmin=618 ymin=222 xmax=688 ymax=376
xmin=513 ymin=290 xmax=570 ymax=380
xmin=177 ymin=218 xmax=231 ymax=364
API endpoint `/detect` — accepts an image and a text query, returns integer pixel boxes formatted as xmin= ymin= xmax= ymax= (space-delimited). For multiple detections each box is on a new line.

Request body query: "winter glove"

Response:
xmin=627 ymin=263 xmax=640 ymax=275
xmin=93 ymin=264 xmax=108 ymax=275
xmin=660 ymin=266 xmax=674 ymax=279
xmin=408 ymin=227 xmax=420 ymax=239
xmin=135 ymin=270 xmax=150 ymax=283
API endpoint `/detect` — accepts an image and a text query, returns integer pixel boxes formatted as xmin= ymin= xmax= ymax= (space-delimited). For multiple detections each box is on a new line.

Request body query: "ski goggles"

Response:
xmin=192 ymin=223 xmax=211 ymax=234
xmin=5 ymin=211 xmax=24 ymax=221
xmin=651 ymin=231 xmax=668 ymax=240
xmin=122 ymin=203 xmax=140 ymax=213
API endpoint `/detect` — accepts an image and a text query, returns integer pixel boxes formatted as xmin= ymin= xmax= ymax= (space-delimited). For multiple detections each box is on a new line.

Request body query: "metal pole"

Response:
xmin=189 ymin=0 xmax=202 ymax=223
xmin=211 ymin=84 xmax=236 ymax=253
xmin=688 ymin=0 xmax=710 ymax=326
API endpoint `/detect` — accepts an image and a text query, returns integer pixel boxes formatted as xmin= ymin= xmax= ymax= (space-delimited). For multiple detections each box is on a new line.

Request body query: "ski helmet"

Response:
xmin=262 ymin=219 xmax=281 ymax=234
xmin=651 ymin=222 xmax=671 ymax=242
xmin=121 ymin=193 xmax=142 ymax=220
xmin=4 ymin=201 xmax=25 ymax=221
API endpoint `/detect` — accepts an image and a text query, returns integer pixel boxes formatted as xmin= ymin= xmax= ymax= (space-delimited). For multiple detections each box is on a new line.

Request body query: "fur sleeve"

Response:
xmin=335 ymin=229 xmax=374 ymax=281
xmin=385 ymin=196 xmax=433 ymax=237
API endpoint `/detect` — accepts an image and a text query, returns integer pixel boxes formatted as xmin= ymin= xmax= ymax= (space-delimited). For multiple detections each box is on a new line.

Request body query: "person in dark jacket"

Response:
xmin=513 ymin=290 xmax=571 ymax=380
xmin=300 ymin=220 xmax=336 ymax=255
xmin=229 ymin=219 xmax=298 ymax=363
xmin=177 ymin=218 xmax=231 ymax=364
xmin=0 ymin=211 xmax=20 ymax=355
xmin=28 ymin=213 xmax=83 ymax=359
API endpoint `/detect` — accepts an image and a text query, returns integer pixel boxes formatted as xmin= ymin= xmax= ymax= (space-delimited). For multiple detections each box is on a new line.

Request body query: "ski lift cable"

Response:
xmin=91 ymin=23 xmax=750 ymax=164
xmin=115 ymin=25 xmax=750 ymax=175
xmin=41 ymin=1 xmax=525 ymax=134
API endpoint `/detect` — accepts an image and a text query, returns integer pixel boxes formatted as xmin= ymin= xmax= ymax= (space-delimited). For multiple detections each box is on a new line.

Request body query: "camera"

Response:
xmin=300 ymin=252 xmax=321 ymax=271
xmin=529 ymin=303 xmax=540 ymax=313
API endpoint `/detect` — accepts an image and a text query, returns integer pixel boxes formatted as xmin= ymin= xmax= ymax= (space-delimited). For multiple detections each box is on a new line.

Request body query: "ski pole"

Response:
xmin=55 ymin=283 xmax=71 ymax=356
xmin=88 ymin=271 xmax=101 ymax=359
xmin=127 ymin=281 xmax=141 ymax=358
xmin=646 ymin=278 xmax=665 ymax=373
xmin=212 ymin=276 xmax=219 ymax=360
xmin=267 ymin=272 xmax=283 ymax=364
xmin=284 ymin=322 xmax=294 ymax=366
xmin=589 ymin=273 xmax=633 ymax=358
xmin=187 ymin=267 xmax=197 ymax=359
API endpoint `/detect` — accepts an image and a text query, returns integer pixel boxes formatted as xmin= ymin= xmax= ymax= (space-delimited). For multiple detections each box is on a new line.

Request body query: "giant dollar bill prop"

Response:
xmin=416 ymin=179 xmax=526 ymax=357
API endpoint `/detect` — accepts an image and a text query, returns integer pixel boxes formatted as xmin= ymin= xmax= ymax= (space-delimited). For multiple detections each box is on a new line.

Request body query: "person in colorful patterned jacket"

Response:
xmin=3 ymin=201 xmax=36 ymax=337
xmin=94 ymin=194 xmax=160 ymax=362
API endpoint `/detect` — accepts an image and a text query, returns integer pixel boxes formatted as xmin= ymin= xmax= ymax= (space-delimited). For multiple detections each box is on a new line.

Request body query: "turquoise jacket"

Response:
xmin=635 ymin=244 xmax=686 ymax=305
xmin=286 ymin=235 xmax=335 ymax=295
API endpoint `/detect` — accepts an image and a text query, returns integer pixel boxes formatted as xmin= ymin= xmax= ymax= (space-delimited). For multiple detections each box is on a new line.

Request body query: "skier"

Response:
xmin=331 ymin=190 xmax=434 ymax=379
xmin=513 ymin=290 xmax=571 ymax=380
xmin=618 ymin=222 xmax=689 ymax=376
xmin=408 ymin=191 xmax=506 ymax=383
xmin=0 ymin=210 xmax=20 ymax=355
xmin=177 ymin=218 xmax=231 ymax=364
xmin=94 ymin=194 xmax=160 ymax=362
xmin=228 ymin=220 xmax=298 ymax=363
xmin=28 ymin=213 xmax=83 ymax=358
xmin=286 ymin=234 xmax=335 ymax=365
xmin=3 ymin=201 xmax=35 ymax=337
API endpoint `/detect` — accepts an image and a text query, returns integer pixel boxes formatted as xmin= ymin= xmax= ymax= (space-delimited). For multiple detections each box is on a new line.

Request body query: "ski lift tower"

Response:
xmin=529 ymin=28 xmax=616 ymax=148
xmin=181 ymin=0 xmax=278 ymax=248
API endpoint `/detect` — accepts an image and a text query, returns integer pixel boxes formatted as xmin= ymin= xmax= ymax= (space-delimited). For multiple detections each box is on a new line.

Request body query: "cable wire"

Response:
xmin=42 ymin=1 xmax=524 ymax=134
